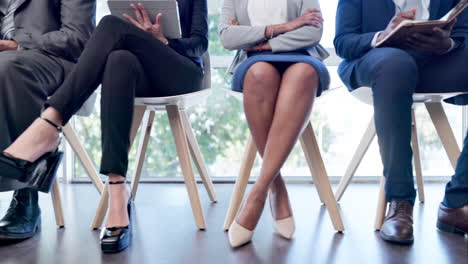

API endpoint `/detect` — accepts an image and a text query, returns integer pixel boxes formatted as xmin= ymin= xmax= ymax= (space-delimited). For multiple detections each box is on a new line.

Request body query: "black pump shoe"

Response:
xmin=100 ymin=180 xmax=133 ymax=253
xmin=0 ymin=117 xmax=63 ymax=193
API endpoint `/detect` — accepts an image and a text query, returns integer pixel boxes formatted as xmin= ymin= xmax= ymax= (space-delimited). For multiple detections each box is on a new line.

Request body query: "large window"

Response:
xmin=69 ymin=0 xmax=467 ymax=181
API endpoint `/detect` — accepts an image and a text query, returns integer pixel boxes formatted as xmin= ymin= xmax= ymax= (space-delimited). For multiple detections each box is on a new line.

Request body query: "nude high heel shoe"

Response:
xmin=273 ymin=216 xmax=295 ymax=239
xmin=269 ymin=192 xmax=295 ymax=239
xmin=228 ymin=221 xmax=253 ymax=248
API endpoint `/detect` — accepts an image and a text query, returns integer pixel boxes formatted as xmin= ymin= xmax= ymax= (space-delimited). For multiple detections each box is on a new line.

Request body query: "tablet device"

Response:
xmin=107 ymin=0 xmax=182 ymax=39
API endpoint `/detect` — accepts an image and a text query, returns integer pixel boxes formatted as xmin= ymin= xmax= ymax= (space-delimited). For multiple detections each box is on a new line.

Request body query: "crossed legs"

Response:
xmin=235 ymin=62 xmax=318 ymax=231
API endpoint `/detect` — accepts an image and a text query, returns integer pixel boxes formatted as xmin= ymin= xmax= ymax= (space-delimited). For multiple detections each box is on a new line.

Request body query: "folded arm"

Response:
xmin=218 ymin=0 xmax=268 ymax=50
xmin=168 ymin=0 xmax=208 ymax=58
xmin=268 ymin=0 xmax=324 ymax=52
xmin=13 ymin=0 xmax=95 ymax=62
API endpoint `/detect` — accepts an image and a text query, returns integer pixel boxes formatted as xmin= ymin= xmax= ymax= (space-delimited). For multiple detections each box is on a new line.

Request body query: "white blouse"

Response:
xmin=247 ymin=0 xmax=288 ymax=26
xmin=393 ymin=0 xmax=431 ymax=20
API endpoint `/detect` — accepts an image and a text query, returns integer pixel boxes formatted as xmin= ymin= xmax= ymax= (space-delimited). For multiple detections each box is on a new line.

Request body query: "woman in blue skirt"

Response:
xmin=218 ymin=0 xmax=330 ymax=248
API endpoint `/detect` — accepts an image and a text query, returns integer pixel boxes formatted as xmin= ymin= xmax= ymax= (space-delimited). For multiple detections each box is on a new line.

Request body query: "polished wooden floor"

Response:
xmin=0 ymin=183 xmax=466 ymax=264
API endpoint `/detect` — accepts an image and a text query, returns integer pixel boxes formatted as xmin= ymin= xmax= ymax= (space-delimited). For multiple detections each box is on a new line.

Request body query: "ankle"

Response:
xmin=248 ymin=188 xmax=268 ymax=204
xmin=107 ymin=175 xmax=130 ymax=197
xmin=109 ymin=174 xmax=125 ymax=181
xmin=42 ymin=107 xmax=63 ymax=127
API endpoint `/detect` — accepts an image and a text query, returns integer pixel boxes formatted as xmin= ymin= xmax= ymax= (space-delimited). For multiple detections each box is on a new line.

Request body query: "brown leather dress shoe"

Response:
xmin=380 ymin=200 xmax=414 ymax=244
xmin=437 ymin=203 xmax=468 ymax=235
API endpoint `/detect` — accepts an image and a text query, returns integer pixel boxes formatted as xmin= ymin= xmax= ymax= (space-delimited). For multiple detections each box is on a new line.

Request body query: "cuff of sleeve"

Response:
xmin=442 ymin=38 xmax=457 ymax=54
xmin=371 ymin=31 xmax=382 ymax=48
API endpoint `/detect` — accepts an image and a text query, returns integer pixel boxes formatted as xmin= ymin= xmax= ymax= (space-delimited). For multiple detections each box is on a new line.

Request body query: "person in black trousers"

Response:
xmin=0 ymin=1 xmax=208 ymax=253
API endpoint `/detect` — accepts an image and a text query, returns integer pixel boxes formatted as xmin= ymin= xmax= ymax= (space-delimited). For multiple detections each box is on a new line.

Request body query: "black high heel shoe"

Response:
xmin=100 ymin=180 xmax=133 ymax=253
xmin=0 ymin=117 xmax=63 ymax=193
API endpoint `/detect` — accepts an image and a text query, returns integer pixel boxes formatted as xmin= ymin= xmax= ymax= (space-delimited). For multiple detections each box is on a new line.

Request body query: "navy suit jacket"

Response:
xmin=334 ymin=0 xmax=468 ymax=98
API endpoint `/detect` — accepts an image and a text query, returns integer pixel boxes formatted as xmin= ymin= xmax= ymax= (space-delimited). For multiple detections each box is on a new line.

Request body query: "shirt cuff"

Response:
xmin=442 ymin=38 xmax=457 ymax=54
xmin=371 ymin=31 xmax=383 ymax=48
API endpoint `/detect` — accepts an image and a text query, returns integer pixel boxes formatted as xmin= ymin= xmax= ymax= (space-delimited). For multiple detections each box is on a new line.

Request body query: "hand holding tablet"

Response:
xmin=123 ymin=3 xmax=169 ymax=44
xmin=108 ymin=0 xmax=182 ymax=39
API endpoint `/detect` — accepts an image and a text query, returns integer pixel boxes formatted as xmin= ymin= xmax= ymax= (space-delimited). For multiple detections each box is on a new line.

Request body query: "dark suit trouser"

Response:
xmin=0 ymin=50 xmax=69 ymax=191
xmin=350 ymin=46 xmax=468 ymax=208
xmin=46 ymin=15 xmax=203 ymax=177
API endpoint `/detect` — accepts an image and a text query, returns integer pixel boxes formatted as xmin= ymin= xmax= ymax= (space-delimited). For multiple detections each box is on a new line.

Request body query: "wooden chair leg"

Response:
xmin=300 ymin=122 xmax=345 ymax=232
xmin=425 ymin=102 xmax=461 ymax=169
xmin=375 ymin=176 xmax=387 ymax=230
xmin=167 ymin=105 xmax=206 ymax=229
xmin=63 ymin=124 xmax=103 ymax=194
xmin=131 ymin=111 xmax=155 ymax=200
xmin=180 ymin=110 xmax=218 ymax=203
xmin=335 ymin=116 xmax=376 ymax=201
xmin=90 ymin=105 xmax=147 ymax=229
xmin=223 ymin=134 xmax=257 ymax=230
xmin=51 ymin=178 xmax=65 ymax=228
xmin=411 ymin=110 xmax=424 ymax=203
xmin=130 ymin=105 xmax=147 ymax=147
xmin=91 ymin=184 xmax=109 ymax=229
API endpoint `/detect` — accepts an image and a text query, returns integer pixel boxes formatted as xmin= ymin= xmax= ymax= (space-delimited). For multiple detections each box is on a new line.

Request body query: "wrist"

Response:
xmin=436 ymin=38 xmax=453 ymax=54
xmin=277 ymin=23 xmax=291 ymax=34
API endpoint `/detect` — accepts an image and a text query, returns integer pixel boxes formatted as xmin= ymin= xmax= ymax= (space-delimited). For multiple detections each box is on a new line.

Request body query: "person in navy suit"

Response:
xmin=334 ymin=0 xmax=468 ymax=244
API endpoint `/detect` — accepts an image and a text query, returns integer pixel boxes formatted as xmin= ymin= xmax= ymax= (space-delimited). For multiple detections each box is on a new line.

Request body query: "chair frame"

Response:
xmin=334 ymin=97 xmax=462 ymax=230
xmin=90 ymin=90 xmax=218 ymax=230
xmin=222 ymin=90 xmax=345 ymax=232
xmin=48 ymin=123 xmax=105 ymax=228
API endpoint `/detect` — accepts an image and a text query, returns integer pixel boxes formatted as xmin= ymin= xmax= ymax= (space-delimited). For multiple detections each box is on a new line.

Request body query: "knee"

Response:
xmin=243 ymin=62 xmax=280 ymax=100
xmin=0 ymin=53 xmax=22 ymax=84
xmin=97 ymin=15 xmax=124 ymax=31
xmin=287 ymin=63 xmax=319 ymax=87
xmin=106 ymin=50 xmax=139 ymax=72
xmin=371 ymin=48 xmax=418 ymax=97
xmin=373 ymin=48 xmax=418 ymax=78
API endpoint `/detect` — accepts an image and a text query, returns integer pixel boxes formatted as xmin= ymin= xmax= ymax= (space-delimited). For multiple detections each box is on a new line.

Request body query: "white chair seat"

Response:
xmin=351 ymin=86 xmax=465 ymax=105
xmin=223 ymin=84 xmax=343 ymax=102
xmin=135 ymin=89 xmax=212 ymax=110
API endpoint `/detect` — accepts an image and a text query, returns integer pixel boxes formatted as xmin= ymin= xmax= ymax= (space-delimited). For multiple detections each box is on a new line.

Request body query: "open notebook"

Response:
xmin=376 ymin=0 xmax=468 ymax=48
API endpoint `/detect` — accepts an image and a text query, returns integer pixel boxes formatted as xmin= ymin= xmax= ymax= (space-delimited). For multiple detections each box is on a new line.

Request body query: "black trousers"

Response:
xmin=0 ymin=50 xmax=70 ymax=191
xmin=47 ymin=15 xmax=203 ymax=177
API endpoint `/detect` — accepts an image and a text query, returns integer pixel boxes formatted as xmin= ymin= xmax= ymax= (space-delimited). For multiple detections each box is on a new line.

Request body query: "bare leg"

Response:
xmin=238 ymin=62 xmax=293 ymax=226
xmin=3 ymin=107 xmax=63 ymax=162
xmin=237 ymin=63 xmax=319 ymax=230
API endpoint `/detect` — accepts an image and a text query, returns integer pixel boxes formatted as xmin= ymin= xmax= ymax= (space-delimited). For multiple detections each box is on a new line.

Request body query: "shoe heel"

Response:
xmin=437 ymin=220 xmax=464 ymax=235
xmin=34 ymin=152 xmax=64 ymax=193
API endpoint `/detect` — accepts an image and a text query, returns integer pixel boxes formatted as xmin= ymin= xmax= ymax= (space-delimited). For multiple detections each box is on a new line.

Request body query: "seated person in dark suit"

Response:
xmin=334 ymin=0 xmax=468 ymax=244
xmin=0 ymin=0 xmax=95 ymax=241
xmin=0 ymin=0 xmax=208 ymax=253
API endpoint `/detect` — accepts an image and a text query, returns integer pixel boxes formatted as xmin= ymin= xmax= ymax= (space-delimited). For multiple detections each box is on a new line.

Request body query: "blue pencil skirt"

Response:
xmin=232 ymin=51 xmax=330 ymax=97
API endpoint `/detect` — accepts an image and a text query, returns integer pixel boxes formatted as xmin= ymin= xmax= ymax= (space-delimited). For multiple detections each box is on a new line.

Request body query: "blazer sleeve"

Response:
xmin=13 ymin=0 xmax=95 ymax=62
xmin=268 ymin=0 xmax=323 ymax=53
xmin=451 ymin=5 xmax=468 ymax=47
xmin=168 ymin=0 xmax=208 ymax=58
xmin=218 ymin=0 xmax=267 ymax=50
xmin=333 ymin=0 xmax=377 ymax=60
